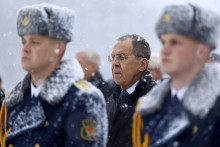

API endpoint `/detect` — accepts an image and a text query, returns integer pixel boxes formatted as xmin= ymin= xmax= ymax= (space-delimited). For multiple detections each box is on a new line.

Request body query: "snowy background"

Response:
xmin=1 ymin=0 xmax=220 ymax=90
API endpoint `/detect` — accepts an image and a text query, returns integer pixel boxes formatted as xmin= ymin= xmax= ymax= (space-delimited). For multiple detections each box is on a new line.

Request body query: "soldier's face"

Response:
xmin=160 ymin=33 xmax=201 ymax=78
xmin=21 ymin=34 xmax=58 ymax=75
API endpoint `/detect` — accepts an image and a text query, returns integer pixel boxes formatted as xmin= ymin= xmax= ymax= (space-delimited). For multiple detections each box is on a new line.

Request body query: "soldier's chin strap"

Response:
xmin=0 ymin=93 xmax=12 ymax=147
xmin=132 ymin=100 xmax=150 ymax=147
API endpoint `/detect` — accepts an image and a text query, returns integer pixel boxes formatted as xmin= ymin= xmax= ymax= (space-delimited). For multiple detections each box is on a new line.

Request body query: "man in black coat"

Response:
xmin=106 ymin=34 xmax=156 ymax=147
xmin=88 ymin=72 xmax=113 ymax=99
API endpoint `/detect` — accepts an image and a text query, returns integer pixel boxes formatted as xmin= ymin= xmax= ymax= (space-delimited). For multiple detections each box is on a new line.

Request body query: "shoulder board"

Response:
xmin=76 ymin=80 xmax=92 ymax=91
xmin=5 ymin=90 xmax=11 ymax=98
xmin=3 ymin=89 xmax=12 ymax=100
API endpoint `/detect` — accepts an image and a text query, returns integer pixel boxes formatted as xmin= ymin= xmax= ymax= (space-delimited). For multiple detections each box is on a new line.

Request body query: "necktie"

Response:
xmin=120 ymin=90 xmax=129 ymax=98
xmin=173 ymin=94 xmax=179 ymax=106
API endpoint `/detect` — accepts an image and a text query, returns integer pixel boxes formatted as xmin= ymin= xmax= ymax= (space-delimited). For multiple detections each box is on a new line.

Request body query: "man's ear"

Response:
xmin=139 ymin=58 xmax=148 ymax=72
xmin=91 ymin=62 xmax=98 ymax=72
xmin=196 ymin=44 xmax=210 ymax=60
xmin=55 ymin=42 xmax=66 ymax=57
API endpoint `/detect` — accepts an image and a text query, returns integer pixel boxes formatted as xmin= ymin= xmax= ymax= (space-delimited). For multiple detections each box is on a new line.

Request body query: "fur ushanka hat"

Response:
xmin=156 ymin=4 xmax=220 ymax=50
xmin=17 ymin=3 xmax=75 ymax=43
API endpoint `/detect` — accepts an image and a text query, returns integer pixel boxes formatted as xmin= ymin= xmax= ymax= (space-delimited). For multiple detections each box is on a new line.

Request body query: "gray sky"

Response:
xmin=1 ymin=0 xmax=220 ymax=90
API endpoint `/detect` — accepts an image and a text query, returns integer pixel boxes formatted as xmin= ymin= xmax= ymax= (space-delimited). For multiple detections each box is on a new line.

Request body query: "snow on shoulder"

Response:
xmin=137 ymin=63 xmax=220 ymax=119
xmin=4 ymin=59 xmax=84 ymax=107
xmin=74 ymin=78 xmax=108 ymax=146
xmin=75 ymin=79 xmax=105 ymax=104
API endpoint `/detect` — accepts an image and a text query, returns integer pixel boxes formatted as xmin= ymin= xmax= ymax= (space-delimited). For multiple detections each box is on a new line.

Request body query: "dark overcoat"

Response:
xmin=107 ymin=69 xmax=156 ymax=147
xmin=89 ymin=72 xmax=114 ymax=100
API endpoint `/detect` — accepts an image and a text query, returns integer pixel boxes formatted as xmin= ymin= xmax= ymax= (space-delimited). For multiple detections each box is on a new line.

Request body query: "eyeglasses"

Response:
xmin=108 ymin=54 xmax=141 ymax=62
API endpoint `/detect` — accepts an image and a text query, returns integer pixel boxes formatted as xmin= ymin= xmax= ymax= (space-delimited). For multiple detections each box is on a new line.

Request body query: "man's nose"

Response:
xmin=22 ymin=43 xmax=31 ymax=53
xmin=112 ymin=56 xmax=120 ymax=66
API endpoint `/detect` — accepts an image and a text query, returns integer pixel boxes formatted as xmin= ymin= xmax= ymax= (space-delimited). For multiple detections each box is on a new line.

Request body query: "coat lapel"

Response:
xmin=151 ymin=103 xmax=190 ymax=147
xmin=7 ymin=96 xmax=46 ymax=140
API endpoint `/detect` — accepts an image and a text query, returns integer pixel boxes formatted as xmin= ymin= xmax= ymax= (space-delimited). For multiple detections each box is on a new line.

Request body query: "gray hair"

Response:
xmin=77 ymin=49 xmax=101 ymax=67
xmin=149 ymin=53 xmax=162 ymax=69
xmin=118 ymin=34 xmax=151 ymax=60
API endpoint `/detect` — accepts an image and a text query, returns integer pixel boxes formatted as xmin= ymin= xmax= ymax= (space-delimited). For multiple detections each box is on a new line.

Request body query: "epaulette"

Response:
xmin=75 ymin=80 xmax=92 ymax=91
xmin=5 ymin=90 xmax=11 ymax=98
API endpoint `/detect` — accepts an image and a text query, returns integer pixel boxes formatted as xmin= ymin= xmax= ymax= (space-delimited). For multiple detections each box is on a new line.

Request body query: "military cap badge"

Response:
xmin=22 ymin=16 xmax=29 ymax=26
xmin=163 ymin=13 xmax=170 ymax=23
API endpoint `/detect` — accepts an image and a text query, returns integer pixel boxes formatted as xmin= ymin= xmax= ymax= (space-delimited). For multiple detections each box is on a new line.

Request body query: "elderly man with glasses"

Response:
xmin=106 ymin=34 xmax=156 ymax=147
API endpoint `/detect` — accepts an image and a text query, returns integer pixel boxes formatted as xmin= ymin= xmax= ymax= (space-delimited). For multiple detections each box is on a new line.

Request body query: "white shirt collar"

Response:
xmin=170 ymin=85 xmax=188 ymax=102
xmin=31 ymin=82 xmax=43 ymax=98
xmin=124 ymin=80 xmax=139 ymax=94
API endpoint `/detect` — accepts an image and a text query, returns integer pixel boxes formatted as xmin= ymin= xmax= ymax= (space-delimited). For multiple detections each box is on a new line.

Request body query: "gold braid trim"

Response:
xmin=132 ymin=99 xmax=150 ymax=147
xmin=0 ymin=92 xmax=12 ymax=147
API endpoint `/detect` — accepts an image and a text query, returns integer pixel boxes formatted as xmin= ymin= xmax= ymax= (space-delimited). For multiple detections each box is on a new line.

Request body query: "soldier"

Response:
xmin=132 ymin=3 xmax=220 ymax=147
xmin=0 ymin=3 xmax=107 ymax=147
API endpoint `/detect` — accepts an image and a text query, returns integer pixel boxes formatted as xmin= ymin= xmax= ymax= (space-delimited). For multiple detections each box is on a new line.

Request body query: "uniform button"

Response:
xmin=192 ymin=125 xmax=198 ymax=134
xmin=43 ymin=121 xmax=49 ymax=127
xmin=35 ymin=143 xmax=40 ymax=147
xmin=8 ymin=144 xmax=13 ymax=147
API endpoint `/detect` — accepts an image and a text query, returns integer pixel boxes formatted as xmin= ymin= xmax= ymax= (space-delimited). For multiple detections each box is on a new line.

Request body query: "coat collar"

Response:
xmin=138 ymin=63 xmax=220 ymax=119
xmin=89 ymin=72 xmax=103 ymax=87
xmin=4 ymin=59 xmax=84 ymax=107
xmin=112 ymin=69 xmax=156 ymax=101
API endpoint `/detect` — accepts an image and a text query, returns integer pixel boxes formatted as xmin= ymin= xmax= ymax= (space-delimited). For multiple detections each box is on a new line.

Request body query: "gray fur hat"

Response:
xmin=17 ymin=3 xmax=75 ymax=43
xmin=208 ymin=52 xmax=220 ymax=63
xmin=156 ymin=4 xmax=220 ymax=50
